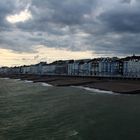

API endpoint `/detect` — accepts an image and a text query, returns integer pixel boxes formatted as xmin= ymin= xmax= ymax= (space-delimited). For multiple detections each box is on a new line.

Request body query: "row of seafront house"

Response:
xmin=0 ymin=55 xmax=140 ymax=78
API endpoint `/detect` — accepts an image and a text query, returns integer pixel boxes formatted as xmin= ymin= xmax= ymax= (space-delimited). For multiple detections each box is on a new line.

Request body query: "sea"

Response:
xmin=0 ymin=78 xmax=140 ymax=140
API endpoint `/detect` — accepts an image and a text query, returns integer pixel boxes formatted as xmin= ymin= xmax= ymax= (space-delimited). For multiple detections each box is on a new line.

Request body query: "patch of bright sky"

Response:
xmin=6 ymin=9 xmax=32 ymax=24
xmin=0 ymin=45 xmax=95 ymax=67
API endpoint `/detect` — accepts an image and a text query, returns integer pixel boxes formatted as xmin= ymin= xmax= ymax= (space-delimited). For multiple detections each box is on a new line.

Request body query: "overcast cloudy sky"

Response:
xmin=0 ymin=0 xmax=140 ymax=66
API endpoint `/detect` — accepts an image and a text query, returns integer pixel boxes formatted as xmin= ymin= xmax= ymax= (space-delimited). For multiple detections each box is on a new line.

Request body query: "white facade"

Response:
xmin=21 ymin=66 xmax=31 ymax=74
xmin=89 ymin=59 xmax=100 ymax=76
xmin=68 ymin=60 xmax=91 ymax=76
xmin=123 ymin=59 xmax=140 ymax=77
xmin=41 ymin=65 xmax=56 ymax=75
xmin=10 ymin=67 xmax=21 ymax=74
xmin=41 ymin=65 xmax=48 ymax=75
xmin=98 ymin=58 xmax=120 ymax=76
xmin=68 ymin=62 xmax=79 ymax=75
xmin=30 ymin=65 xmax=39 ymax=74
xmin=68 ymin=63 xmax=73 ymax=75
xmin=79 ymin=63 xmax=91 ymax=76
xmin=0 ymin=67 xmax=9 ymax=74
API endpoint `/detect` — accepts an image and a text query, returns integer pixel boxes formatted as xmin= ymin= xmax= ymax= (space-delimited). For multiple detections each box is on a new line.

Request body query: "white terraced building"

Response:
xmin=98 ymin=58 xmax=120 ymax=76
xmin=68 ymin=60 xmax=80 ymax=76
xmin=41 ymin=64 xmax=56 ymax=75
xmin=68 ymin=59 xmax=91 ymax=76
xmin=0 ymin=67 xmax=9 ymax=74
xmin=21 ymin=66 xmax=31 ymax=74
xmin=123 ymin=56 xmax=140 ymax=78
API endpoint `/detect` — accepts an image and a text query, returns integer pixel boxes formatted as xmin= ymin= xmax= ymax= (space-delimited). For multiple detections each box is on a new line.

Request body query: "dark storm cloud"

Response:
xmin=0 ymin=30 xmax=38 ymax=52
xmin=0 ymin=0 xmax=140 ymax=55
xmin=121 ymin=0 xmax=131 ymax=3
xmin=86 ymin=32 xmax=140 ymax=55
xmin=17 ymin=0 xmax=97 ymax=32
xmin=0 ymin=0 xmax=15 ymax=31
xmin=99 ymin=7 xmax=140 ymax=33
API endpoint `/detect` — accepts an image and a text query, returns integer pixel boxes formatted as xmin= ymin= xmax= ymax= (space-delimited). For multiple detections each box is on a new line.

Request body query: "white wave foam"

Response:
xmin=14 ymin=79 xmax=21 ymax=81
xmin=72 ymin=86 xmax=119 ymax=95
xmin=23 ymin=80 xmax=33 ymax=83
xmin=68 ymin=130 xmax=79 ymax=136
xmin=0 ymin=78 xmax=10 ymax=80
xmin=41 ymin=82 xmax=53 ymax=87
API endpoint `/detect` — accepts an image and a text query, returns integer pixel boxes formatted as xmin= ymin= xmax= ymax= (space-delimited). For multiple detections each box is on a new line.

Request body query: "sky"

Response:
xmin=0 ymin=0 xmax=140 ymax=66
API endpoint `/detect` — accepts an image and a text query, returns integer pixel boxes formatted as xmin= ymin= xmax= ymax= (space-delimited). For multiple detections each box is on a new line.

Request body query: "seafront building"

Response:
xmin=68 ymin=60 xmax=81 ymax=75
xmin=68 ymin=59 xmax=91 ymax=76
xmin=21 ymin=66 xmax=30 ymax=74
xmin=78 ymin=60 xmax=91 ymax=76
xmin=98 ymin=57 xmax=120 ymax=76
xmin=88 ymin=58 xmax=101 ymax=76
xmin=0 ymin=55 xmax=140 ymax=78
xmin=0 ymin=67 xmax=9 ymax=74
xmin=52 ymin=60 xmax=69 ymax=75
xmin=43 ymin=64 xmax=56 ymax=75
xmin=123 ymin=56 xmax=140 ymax=77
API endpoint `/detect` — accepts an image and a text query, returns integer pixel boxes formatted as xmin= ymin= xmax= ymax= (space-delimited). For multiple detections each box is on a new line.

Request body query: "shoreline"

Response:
xmin=0 ymin=74 xmax=140 ymax=94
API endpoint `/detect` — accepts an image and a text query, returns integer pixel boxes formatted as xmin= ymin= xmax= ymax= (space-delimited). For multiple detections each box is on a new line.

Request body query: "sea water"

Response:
xmin=0 ymin=78 xmax=140 ymax=140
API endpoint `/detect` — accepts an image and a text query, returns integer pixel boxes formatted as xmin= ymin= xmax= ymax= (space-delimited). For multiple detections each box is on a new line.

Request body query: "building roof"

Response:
xmin=121 ymin=55 xmax=140 ymax=61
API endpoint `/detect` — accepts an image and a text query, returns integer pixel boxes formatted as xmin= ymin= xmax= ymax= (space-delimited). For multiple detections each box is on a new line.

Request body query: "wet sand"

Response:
xmin=85 ymin=80 xmax=140 ymax=94
xmin=0 ymin=74 xmax=140 ymax=94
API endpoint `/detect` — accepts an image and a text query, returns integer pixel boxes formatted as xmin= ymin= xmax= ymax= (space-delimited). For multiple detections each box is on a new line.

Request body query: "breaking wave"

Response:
xmin=73 ymin=86 xmax=120 ymax=95
xmin=14 ymin=79 xmax=21 ymax=81
xmin=0 ymin=78 xmax=10 ymax=80
xmin=40 ymin=82 xmax=53 ymax=87
xmin=23 ymin=80 xmax=33 ymax=83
